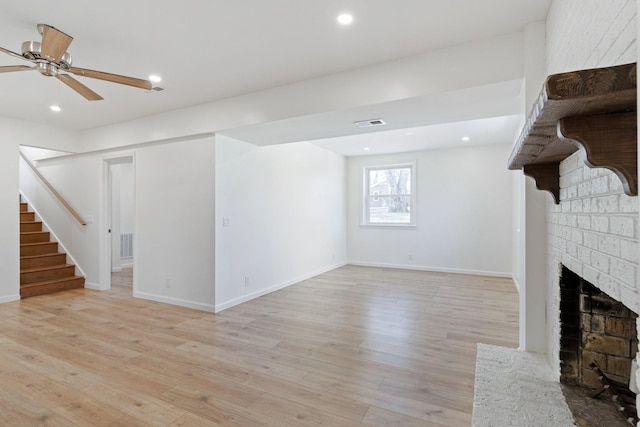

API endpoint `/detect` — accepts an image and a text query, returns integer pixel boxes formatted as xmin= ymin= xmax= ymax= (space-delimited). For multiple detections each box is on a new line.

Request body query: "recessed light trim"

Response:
xmin=149 ymin=74 xmax=162 ymax=83
xmin=337 ymin=13 xmax=354 ymax=25
xmin=50 ymin=104 xmax=61 ymax=112
xmin=462 ymin=136 xmax=470 ymax=141
xmin=363 ymin=147 xmax=370 ymax=151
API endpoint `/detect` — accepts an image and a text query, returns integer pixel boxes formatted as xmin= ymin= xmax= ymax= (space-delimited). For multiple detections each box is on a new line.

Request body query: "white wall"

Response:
xmin=215 ymin=135 xmax=347 ymax=312
xmin=24 ymin=136 xmax=216 ymax=311
xmin=0 ymin=118 xmax=22 ymax=302
xmin=135 ymin=137 xmax=216 ymax=311
xmin=348 ymin=143 xmax=514 ymax=277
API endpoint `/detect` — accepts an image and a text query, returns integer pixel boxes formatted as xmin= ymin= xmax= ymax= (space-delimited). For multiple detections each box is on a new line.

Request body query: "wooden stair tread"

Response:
xmin=20 ymin=241 xmax=57 ymax=247
xmin=21 ymin=276 xmax=84 ymax=287
xmin=20 ymin=252 xmax=66 ymax=260
xmin=21 ymin=264 xmax=74 ymax=274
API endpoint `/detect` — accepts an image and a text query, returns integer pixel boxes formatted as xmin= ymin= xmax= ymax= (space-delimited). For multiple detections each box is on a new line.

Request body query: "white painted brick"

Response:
xmin=598 ymin=274 xmax=623 ymax=302
xmin=582 ymin=264 xmax=601 ymax=284
xmin=559 ymin=152 xmax=580 ymax=175
xmin=571 ymin=229 xmax=583 ymax=245
xmin=598 ymin=235 xmax=621 ymax=257
xmin=620 ymin=284 xmax=640 ymax=314
xmin=620 ymin=239 xmax=639 ymax=263
xmin=619 ymin=195 xmax=640 ymax=214
xmin=577 ymin=246 xmax=591 ymax=264
xmin=583 ymin=232 xmax=599 ymax=250
xmin=591 ymin=176 xmax=610 ymax=194
xmin=610 ymin=259 xmax=637 ymax=287
xmin=594 ymin=195 xmax=619 ymax=213
xmin=591 ymin=251 xmax=610 ymax=274
xmin=577 ymin=215 xmax=590 ymax=230
xmin=571 ymin=200 xmax=583 ymax=213
xmin=609 ymin=174 xmax=624 ymax=193
xmin=558 ymin=215 xmax=567 ymax=226
xmin=610 ymin=216 xmax=635 ymax=237
xmin=591 ymin=216 xmax=609 ymax=233
xmin=544 ymin=2 xmax=638 ymax=416
xmin=578 ymin=182 xmax=591 ymax=198
xmin=566 ymin=241 xmax=578 ymax=258
xmin=560 ymin=168 xmax=584 ymax=188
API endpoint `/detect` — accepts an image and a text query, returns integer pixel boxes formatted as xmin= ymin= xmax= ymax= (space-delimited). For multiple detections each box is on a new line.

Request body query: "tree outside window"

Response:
xmin=363 ymin=164 xmax=415 ymax=226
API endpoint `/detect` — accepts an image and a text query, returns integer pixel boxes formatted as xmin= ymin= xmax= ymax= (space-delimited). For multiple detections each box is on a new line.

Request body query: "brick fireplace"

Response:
xmin=547 ymin=150 xmax=640 ymax=422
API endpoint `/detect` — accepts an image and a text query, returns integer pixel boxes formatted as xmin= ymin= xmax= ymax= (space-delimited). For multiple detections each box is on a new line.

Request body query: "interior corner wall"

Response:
xmin=133 ymin=137 xmax=216 ymax=311
xmin=347 ymin=143 xmax=514 ymax=277
xmin=214 ymin=135 xmax=347 ymax=312
xmin=0 ymin=119 xmax=21 ymax=302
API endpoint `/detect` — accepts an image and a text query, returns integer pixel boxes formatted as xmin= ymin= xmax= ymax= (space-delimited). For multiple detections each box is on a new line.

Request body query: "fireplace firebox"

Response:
xmin=559 ymin=266 xmax=639 ymax=426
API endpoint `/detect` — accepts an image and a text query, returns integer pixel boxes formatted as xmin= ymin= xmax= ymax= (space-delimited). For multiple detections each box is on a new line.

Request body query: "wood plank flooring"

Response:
xmin=0 ymin=266 xmax=518 ymax=426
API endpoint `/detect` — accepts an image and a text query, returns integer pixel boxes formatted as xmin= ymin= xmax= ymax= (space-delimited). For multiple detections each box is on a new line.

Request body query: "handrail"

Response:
xmin=19 ymin=151 xmax=87 ymax=226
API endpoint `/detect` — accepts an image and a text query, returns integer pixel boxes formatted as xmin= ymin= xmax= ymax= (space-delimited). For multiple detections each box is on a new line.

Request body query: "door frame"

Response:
xmin=100 ymin=154 xmax=135 ymax=291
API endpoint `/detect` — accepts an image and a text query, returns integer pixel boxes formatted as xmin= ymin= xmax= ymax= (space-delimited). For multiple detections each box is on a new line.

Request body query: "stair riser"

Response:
xmin=20 ymin=232 xmax=51 ymax=244
xmin=21 ymin=254 xmax=67 ymax=269
xmin=20 ymin=212 xmax=35 ymax=221
xmin=21 ymin=277 xmax=85 ymax=299
xmin=21 ymin=266 xmax=76 ymax=285
xmin=20 ymin=222 xmax=42 ymax=232
xmin=20 ymin=203 xmax=28 ymax=212
xmin=21 ymin=243 xmax=58 ymax=257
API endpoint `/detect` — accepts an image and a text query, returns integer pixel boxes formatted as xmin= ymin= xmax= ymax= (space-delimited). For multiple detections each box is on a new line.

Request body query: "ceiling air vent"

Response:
xmin=354 ymin=118 xmax=386 ymax=128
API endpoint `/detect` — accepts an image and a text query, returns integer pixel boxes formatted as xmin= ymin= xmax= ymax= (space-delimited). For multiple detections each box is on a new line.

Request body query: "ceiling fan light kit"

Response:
xmin=0 ymin=23 xmax=152 ymax=101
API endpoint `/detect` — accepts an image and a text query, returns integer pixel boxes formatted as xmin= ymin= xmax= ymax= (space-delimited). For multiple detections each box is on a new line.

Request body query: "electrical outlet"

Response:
xmin=244 ymin=276 xmax=250 ymax=287
xmin=165 ymin=277 xmax=171 ymax=288
xmin=408 ymin=254 xmax=413 ymax=261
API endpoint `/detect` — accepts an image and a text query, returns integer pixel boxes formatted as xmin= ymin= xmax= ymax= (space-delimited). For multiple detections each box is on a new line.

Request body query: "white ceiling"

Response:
xmin=0 ymin=1 xmax=551 ymax=152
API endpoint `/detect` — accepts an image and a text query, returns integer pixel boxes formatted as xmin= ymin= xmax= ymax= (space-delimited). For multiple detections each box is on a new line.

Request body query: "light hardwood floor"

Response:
xmin=0 ymin=266 xmax=518 ymax=426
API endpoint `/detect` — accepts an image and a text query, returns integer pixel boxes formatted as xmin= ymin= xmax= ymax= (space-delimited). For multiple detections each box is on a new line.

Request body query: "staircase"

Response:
xmin=20 ymin=199 xmax=85 ymax=298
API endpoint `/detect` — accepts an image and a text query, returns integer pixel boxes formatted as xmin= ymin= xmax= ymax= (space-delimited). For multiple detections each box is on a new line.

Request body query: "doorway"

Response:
xmin=104 ymin=156 xmax=135 ymax=291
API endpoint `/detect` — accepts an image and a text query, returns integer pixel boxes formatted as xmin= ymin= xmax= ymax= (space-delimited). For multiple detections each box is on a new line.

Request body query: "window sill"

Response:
xmin=359 ymin=223 xmax=417 ymax=229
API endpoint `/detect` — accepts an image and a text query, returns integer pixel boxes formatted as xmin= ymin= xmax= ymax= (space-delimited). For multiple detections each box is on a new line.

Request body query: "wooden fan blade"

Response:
xmin=68 ymin=67 xmax=152 ymax=90
xmin=40 ymin=24 xmax=73 ymax=62
xmin=56 ymin=74 xmax=103 ymax=101
xmin=0 ymin=46 xmax=27 ymax=61
xmin=0 ymin=65 xmax=34 ymax=73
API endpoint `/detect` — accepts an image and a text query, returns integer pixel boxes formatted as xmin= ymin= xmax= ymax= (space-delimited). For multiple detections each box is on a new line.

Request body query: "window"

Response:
xmin=363 ymin=163 xmax=415 ymax=226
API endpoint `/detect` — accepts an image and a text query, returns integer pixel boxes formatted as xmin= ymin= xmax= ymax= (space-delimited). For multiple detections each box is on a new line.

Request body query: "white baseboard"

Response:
xmin=84 ymin=282 xmax=102 ymax=291
xmin=347 ymin=261 xmax=512 ymax=278
xmin=134 ymin=291 xmax=215 ymax=313
xmin=215 ymin=261 xmax=348 ymax=313
xmin=0 ymin=294 xmax=21 ymax=303
xmin=512 ymin=275 xmax=521 ymax=293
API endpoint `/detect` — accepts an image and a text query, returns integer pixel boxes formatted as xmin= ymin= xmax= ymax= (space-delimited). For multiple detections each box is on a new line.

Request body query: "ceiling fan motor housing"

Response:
xmin=21 ymin=41 xmax=72 ymax=69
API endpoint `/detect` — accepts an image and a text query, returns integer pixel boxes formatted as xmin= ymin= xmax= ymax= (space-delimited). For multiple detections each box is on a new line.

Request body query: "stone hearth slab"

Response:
xmin=472 ymin=344 xmax=575 ymax=426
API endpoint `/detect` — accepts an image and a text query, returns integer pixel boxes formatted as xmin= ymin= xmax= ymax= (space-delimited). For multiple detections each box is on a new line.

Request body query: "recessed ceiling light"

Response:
xmin=50 ymin=105 xmax=61 ymax=112
xmin=149 ymin=74 xmax=162 ymax=83
xmin=363 ymin=147 xmax=370 ymax=151
xmin=405 ymin=132 xmax=414 ymax=136
xmin=462 ymin=136 xmax=470 ymax=141
xmin=337 ymin=13 xmax=354 ymax=25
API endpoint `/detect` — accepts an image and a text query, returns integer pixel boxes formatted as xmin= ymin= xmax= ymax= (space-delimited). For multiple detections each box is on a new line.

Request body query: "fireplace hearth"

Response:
xmin=559 ymin=266 xmax=639 ymax=426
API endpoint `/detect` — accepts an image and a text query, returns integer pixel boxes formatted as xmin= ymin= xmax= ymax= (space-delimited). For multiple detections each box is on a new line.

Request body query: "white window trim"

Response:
xmin=361 ymin=162 xmax=416 ymax=228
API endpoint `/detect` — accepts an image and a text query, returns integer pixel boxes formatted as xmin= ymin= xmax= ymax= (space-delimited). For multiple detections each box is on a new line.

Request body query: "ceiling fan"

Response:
xmin=0 ymin=23 xmax=152 ymax=101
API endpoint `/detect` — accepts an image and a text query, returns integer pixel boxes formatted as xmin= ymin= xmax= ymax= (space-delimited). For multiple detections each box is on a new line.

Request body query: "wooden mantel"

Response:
xmin=508 ymin=62 xmax=637 ymax=204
